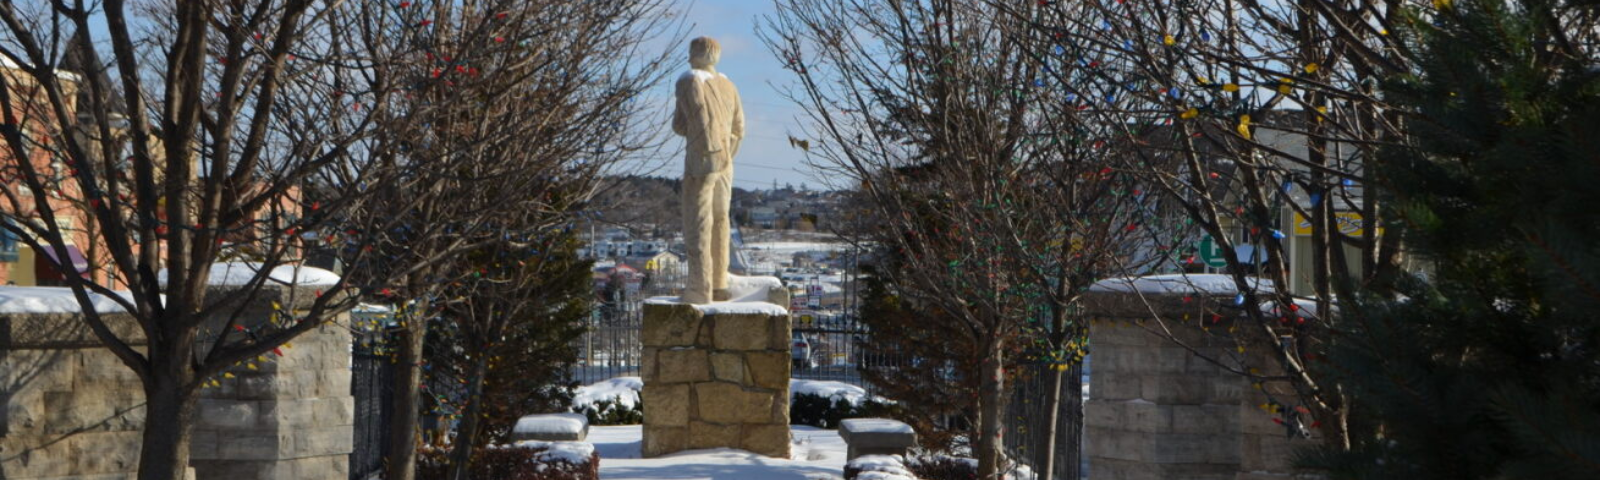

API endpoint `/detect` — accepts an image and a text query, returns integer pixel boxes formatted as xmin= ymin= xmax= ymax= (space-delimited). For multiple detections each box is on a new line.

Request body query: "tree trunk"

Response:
xmin=976 ymin=345 xmax=1005 ymax=480
xmin=1038 ymin=365 xmax=1064 ymax=480
xmin=386 ymin=320 xmax=427 ymax=480
xmin=136 ymin=372 xmax=198 ymax=480
xmin=447 ymin=355 xmax=491 ymax=480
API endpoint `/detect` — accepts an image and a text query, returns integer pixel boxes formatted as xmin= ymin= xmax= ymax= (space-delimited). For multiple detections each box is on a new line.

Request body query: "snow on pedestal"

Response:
xmin=0 ymin=286 xmax=145 ymax=313
xmin=512 ymin=413 xmax=590 ymax=441
xmin=639 ymin=275 xmax=791 ymax=458
xmin=645 ymin=274 xmax=792 ymax=317
xmin=839 ymin=419 xmax=916 ymax=460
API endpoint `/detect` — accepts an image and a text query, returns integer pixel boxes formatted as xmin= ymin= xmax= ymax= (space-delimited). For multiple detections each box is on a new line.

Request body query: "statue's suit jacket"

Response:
xmin=673 ymin=69 xmax=743 ymax=176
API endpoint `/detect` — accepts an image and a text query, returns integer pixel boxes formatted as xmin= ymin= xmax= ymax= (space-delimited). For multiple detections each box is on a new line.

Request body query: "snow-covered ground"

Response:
xmin=573 ymin=376 xmax=643 ymax=410
xmin=574 ymin=377 xmax=882 ymax=413
xmin=741 ymin=241 xmax=849 ymax=275
xmin=594 ymin=425 xmax=849 ymax=479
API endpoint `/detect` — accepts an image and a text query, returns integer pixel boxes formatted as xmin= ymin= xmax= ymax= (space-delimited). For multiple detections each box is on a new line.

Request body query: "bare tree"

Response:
xmin=762 ymin=1 xmax=1162 ymax=477
xmin=336 ymin=2 xmax=678 ymax=479
xmin=0 ymin=1 xmax=673 ymax=479
xmin=1006 ymin=0 xmax=1426 ymax=448
xmin=0 ymin=1 xmax=410 ymax=478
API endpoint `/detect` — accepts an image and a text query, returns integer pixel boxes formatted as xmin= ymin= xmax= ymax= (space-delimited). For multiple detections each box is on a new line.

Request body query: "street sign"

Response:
xmin=1199 ymin=236 xmax=1229 ymax=268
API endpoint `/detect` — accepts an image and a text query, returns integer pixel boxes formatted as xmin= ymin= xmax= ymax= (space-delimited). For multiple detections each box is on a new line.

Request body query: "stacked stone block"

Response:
xmin=1235 ymin=335 xmax=1320 ymax=480
xmin=640 ymin=302 xmax=791 ymax=458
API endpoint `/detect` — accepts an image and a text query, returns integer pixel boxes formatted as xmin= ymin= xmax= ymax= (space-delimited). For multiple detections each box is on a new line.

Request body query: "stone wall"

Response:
xmin=640 ymin=302 xmax=791 ymax=458
xmin=1 ymin=311 xmax=151 ymax=479
xmin=1084 ymin=285 xmax=1318 ymax=480
xmin=0 ymin=284 xmax=353 ymax=480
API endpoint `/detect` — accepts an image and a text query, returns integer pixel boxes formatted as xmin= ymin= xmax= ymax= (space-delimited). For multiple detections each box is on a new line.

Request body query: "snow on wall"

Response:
xmin=0 ymin=286 xmax=142 ymax=314
xmin=644 ymin=297 xmax=790 ymax=316
xmin=497 ymin=440 xmax=596 ymax=465
xmin=157 ymin=262 xmax=341 ymax=287
xmin=841 ymin=418 xmax=915 ymax=435
xmin=643 ymin=275 xmax=789 ymax=316
xmin=848 ymin=455 xmax=916 ymax=480
xmin=724 ymin=274 xmax=783 ymax=302
xmin=1261 ymin=297 xmax=1329 ymax=318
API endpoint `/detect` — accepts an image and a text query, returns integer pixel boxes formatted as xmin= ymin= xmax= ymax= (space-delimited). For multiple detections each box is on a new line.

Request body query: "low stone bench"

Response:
xmin=511 ymin=413 xmax=590 ymax=442
xmin=839 ymin=418 xmax=917 ymax=460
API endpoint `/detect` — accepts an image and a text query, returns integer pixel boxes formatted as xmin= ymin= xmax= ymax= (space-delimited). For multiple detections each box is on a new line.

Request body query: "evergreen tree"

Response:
xmin=425 ymin=229 xmax=592 ymax=478
xmin=1301 ymin=1 xmax=1600 ymax=478
xmin=855 ymin=261 xmax=986 ymax=451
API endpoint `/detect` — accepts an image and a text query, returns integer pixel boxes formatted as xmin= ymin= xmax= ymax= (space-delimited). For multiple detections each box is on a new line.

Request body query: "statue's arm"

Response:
xmin=730 ymin=86 xmax=744 ymax=158
xmin=671 ymin=80 xmax=688 ymax=137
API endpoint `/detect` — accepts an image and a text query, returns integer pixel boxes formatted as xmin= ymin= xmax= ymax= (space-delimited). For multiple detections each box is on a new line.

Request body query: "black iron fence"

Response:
xmin=350 ymin=333 xmax=395 ymax=480
xmin=571 ymin=311 xmax=643 ymax=386
xmin=791 ymin=311 xmax=886 ymax=394
xmin=1004 ymin=361 xmax=1086 ymax=480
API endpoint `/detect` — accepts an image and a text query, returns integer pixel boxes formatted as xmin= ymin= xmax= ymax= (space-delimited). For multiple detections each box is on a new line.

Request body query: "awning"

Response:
xmin=35 ymin=245 xmax=90 ymax=282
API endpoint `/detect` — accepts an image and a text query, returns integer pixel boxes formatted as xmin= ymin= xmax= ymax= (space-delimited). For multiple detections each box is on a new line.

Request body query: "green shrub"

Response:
xmin=790 ymin=393 xmax=901 ymax=428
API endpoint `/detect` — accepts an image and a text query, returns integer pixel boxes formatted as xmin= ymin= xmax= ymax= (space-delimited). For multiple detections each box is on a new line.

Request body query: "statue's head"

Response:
xmin=689 ymin=37 xmax=720 ymax=69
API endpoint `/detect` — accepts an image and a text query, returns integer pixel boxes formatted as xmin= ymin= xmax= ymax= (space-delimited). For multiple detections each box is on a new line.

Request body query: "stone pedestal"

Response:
xmin=640 ymin=295 xmax=791 ymax=458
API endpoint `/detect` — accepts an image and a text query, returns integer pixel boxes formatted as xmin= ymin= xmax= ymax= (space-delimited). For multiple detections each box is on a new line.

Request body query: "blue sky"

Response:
xmin=77 ymin=1 xmax=820 ymax=190
xmin=657 ymin=0 xmax=819 ymax=191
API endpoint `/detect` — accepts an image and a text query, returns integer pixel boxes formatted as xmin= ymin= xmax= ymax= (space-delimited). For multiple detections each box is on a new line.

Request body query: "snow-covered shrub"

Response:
xmin=569 ymin=377 xmax=642 ymax=425
xmin=573 ymin=397 xmax=642 ymax=425
xmin=790 ymin=392 xmax=856 ymax=428
xmin=415 ymin=441 xmax=598 ymax=480
xmin=845 ymin=455 xmax=919 ymax=480
xmin=790 ymin=379 xmax=901 ymax=428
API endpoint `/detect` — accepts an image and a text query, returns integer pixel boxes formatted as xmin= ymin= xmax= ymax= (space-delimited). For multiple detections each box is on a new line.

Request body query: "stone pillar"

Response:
xmin=190 ymin=284 xmax=354 ymax=480
xmin=1085 ymin=317 xmax=1242 ymax=480
xmin=1235 ymin=329 xmax=1320 ymax=480
xmin=640 ymin=297 xmax=790 ymax=458
xmin=1082 ymin=279 xmax=1322 ymax=480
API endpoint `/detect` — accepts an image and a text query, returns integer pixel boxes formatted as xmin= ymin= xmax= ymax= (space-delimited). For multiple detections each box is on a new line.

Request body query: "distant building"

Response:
xmin=749 ymin=207 xmax=778 ymax=229
xmin=622 ymin=251 xmax=681 ymax=275
xmin=592 ymin=262 xmax=644 ymax=292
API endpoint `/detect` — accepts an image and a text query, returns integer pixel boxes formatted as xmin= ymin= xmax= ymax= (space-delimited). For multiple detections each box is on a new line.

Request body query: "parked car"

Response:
xmin=792 ymin=332 xmax=816 ymax=370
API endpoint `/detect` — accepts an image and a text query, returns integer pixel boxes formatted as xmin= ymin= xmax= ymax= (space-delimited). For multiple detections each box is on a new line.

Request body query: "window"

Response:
xmin=0 ymin=219 xmax=17 ymax=262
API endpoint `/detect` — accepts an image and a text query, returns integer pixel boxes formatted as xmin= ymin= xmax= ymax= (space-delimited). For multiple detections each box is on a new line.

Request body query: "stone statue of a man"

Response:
xmin=673 ymin=37 xmax=743 ymax=304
